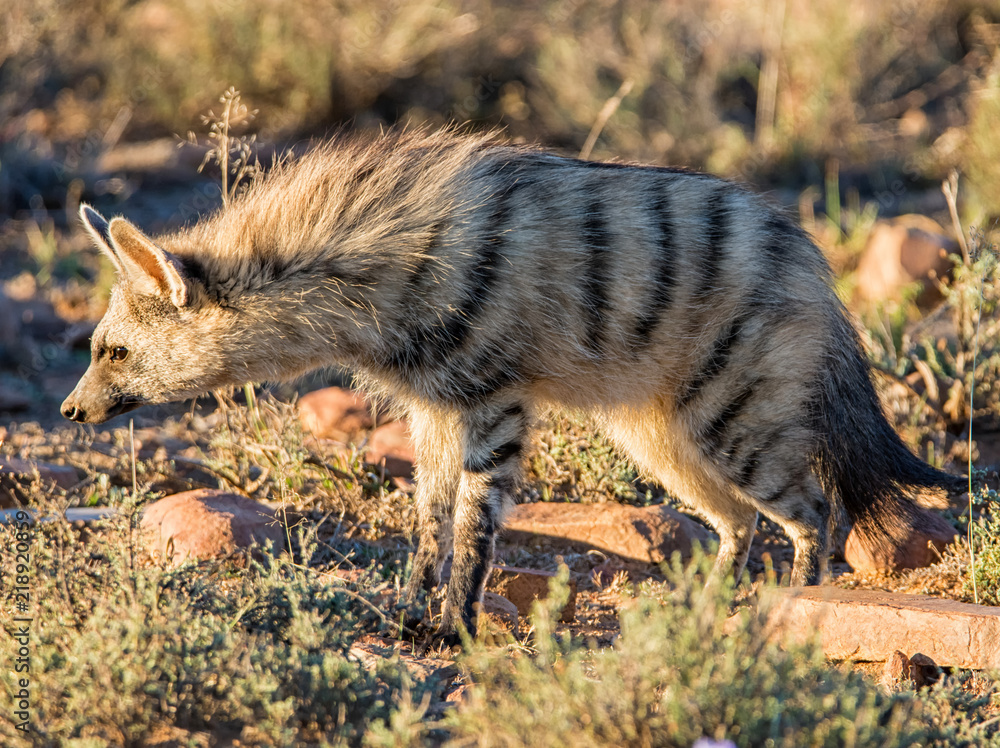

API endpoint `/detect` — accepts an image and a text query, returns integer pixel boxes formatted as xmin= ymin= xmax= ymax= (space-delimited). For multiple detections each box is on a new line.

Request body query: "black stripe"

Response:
xmin=694 ymin=189 xmax=730 ymax=301
xmin=462 ymin=348 xmax=524 ymax=402
xmin=436 ymin=181 xmax=518 ymax=355
xmin=581 ymin=193 xmax=611 ymax=353
xmin=383 ymin=183 xmax=518 ymax=372
xmin=699 ymin=382 xmax=756 ymax=454
xmin=177 ymin=255 xmax=211 ymax=287
xmin=451 ymin=495 xmax=500 ymax=627
xmin=318 ymin=256 xmax=381 ymax=288
xmin=761 ymin=484 xmax=788 ymax=505
xmin=632 ymin=184 xmax=677 ymax=347
xmin=761 ymin=213 xmax=803 ymax=267
xmin=464 ymin=439 xmax=522 ymax=474
xmin=485 ymin=403 xmax=524 ymax=436
xmin=677 ymin=315 xmax=745 ymax=408
xmin=404 ymin=220 xmax=446 ymax=296
xmin=257 ymin=255 xmax=291 ymax=282
xmin=434 ymin=334 xmax=525 ymax=406
xmin=734 ymin=446 xmax=761 ymax=489
xmin=789 ymin=503 xmax=809 ymax=523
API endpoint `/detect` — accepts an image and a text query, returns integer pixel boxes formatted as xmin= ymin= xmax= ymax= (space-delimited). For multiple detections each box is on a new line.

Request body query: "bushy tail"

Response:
xmin=815 ymin=314 xmax=966 ymax=549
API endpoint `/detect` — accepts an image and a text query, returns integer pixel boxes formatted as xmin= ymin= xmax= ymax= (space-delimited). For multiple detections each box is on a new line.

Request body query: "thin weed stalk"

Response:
xmin=969 ymin=267 xmax=983 ymax=604
xmin=579 ymin=78 xmax=634 ymax=160
xmin=182 ymin=87 xmax=260 ymax=205
xmin=943 ymin=171 xmax=993 ymax=604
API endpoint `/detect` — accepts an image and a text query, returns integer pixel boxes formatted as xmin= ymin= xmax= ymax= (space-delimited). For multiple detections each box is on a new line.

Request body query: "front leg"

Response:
xmin=404 ymin=403 xmax=463 ymax=611
xmin=439 ymin=398 xmax=527 ymax=638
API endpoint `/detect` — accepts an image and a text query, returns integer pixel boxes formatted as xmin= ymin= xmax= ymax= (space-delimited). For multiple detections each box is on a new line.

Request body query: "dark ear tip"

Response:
xmin=80 ymin=204 xmax=113 ymax=244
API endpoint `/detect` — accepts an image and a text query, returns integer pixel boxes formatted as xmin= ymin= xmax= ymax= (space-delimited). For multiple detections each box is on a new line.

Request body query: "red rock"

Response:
xmin=298 ymin=386 xmax=380 ymax=441
xmin=0 ymin=456 xmax=79 ymax=506
xmin=140 ymin=489 xmax=287 ymax=565
xmin=503 ymin=501 xmax=712 ymax=565
xmin=366 ymin=420 xmax=414 ymax=480
xmin=879 ymin=650 xmax=940 ymax=690
xmin=477 ymin=591 xmax=519 ymax=636
xmin=486 ymin=565 xmax=577 ymax=623
xmin=764 ymin=586 xmax=1000 ymax=669
xmin=845 ymin=507 xmax=959 ymax=572
xmin=854 ymin=216 xmax=955 ymax=308
xmin=881 ymin=650 xmax=910 ymax=688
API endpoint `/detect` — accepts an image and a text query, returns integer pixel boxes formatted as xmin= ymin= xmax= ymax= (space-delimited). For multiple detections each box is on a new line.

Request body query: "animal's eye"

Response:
xmin=110 ymin=346 xmax=129 ymax=362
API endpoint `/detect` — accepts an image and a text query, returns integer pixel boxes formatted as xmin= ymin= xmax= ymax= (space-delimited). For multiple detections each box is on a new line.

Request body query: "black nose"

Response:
xmin=63 ymin=404 xmax=86 ymax=422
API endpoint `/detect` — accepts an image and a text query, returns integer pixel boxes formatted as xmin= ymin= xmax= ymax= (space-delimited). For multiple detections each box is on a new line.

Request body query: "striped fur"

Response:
xmin=63 ymin=128 xmax=964 ymax=638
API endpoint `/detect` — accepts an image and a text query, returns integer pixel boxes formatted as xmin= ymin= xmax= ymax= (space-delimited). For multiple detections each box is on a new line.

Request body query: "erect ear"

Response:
xmin=79 ymin=204 xmax=124 ymax=275
xmin=80 ymin=204 xmax=189 ymax=307
xmin=108 ymin=216 xmax=190 ymax=308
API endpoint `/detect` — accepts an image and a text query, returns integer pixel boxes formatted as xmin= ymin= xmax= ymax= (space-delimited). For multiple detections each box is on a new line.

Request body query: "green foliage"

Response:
xmin=528 ymin=415 xmax=641 ymax=504
xmin=867 ymin=228 xmax=1000 ymax=432
xmin=965 ymin=485 xmax=1000 ymax=606
xmin=438 ymin=554 xmax=1000 ymax=748
xmin=964 ymin=62 xmax=1000 ymax=223
xmin=0 ymin=510 xmax=427 ymax=746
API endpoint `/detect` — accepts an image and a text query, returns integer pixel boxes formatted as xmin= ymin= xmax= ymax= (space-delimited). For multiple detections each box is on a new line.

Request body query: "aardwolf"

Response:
xmin=63 ymin=129 xmax=963 ymax=639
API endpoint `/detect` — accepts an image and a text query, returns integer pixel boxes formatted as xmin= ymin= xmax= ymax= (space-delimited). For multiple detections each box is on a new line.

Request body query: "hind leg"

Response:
xmin=700 ymin=498 xmax=759 ymax=582
xmin=746 ymin=472 xmax=831 ymax=585
xmin=594 ymin=407 xmax=757 ymax=580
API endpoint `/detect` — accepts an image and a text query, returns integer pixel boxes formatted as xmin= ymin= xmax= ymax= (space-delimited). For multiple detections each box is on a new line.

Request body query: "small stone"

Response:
xmin=503 ymin=502 xmax=712 ymax=565
xmin=907 ymin=652 xmax=941 ymax=688
xmin=854 ymin=216 xmax=955 ymax=309
xmin=366 ymin=420 xmax=415 ymax=481
xmin=881 ymin=650 xmax=910 ymax=688
xmin=298 ymin=386 xmax=379 ymax=441
xmin=487 ymin=565 xmax=577 ymax=623
xmin=845 ymin=507 xmax=959 ymax=573
xmin=140 ymin=489 xmax=287 ymax=565
xmin=477 ymin=591 xmax=519 ymax=637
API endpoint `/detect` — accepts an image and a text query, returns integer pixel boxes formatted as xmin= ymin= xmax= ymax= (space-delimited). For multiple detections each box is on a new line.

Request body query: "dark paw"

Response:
xmin=414 ymin=628 xmax=463 ymax=657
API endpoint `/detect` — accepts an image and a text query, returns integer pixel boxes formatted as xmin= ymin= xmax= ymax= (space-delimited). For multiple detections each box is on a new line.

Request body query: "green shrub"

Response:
xmin=0 ymin=510 xmax=429 ymax=746
xmin=439 ymin=557 xmax=1000 ymax=748
xmin=965 ymin=485 xmax=1000 ymax=606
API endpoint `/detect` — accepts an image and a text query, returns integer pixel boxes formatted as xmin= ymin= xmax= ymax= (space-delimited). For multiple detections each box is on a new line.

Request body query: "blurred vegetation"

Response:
xmin=2 ymin=1 xmax=1000 ymax=214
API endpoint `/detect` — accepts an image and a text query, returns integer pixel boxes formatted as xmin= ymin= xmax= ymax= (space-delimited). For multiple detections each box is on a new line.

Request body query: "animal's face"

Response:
xmin=62 ymin=206 xmax=234 ymax=424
